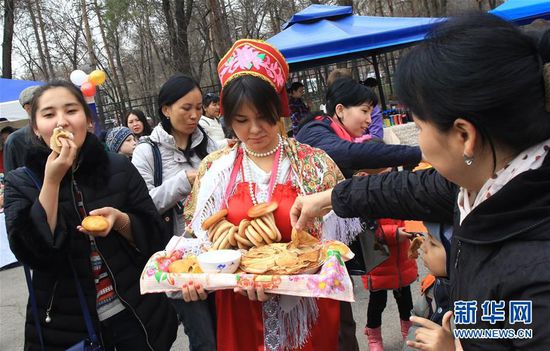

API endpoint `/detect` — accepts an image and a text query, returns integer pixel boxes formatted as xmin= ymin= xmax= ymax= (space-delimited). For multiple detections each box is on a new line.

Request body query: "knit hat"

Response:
xmin=423 ymin=222 xmax=453 ymax=258
xmin=105 ymin=126 xmax=132 ymax=153
xmin=19 ymin=86 xmax=40 ymax=107
xmin=217 ymin=39 xmax=290 ymax=117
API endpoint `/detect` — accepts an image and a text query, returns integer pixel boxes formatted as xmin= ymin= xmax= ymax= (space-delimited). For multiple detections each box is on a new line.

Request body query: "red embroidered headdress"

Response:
xmin=218 ymin=39 xmax=290 ymax=117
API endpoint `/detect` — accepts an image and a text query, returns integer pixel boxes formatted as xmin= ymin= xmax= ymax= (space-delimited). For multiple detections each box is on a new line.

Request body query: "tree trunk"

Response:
xmin=162 ymin=0 xmax=179 ymax=70
xmin=337 ymin=0 xmax=353 ymax=7
xmin=26 ymin=0 xmax=49 ymax=80
xmin=386 ymin=0 xmax=395 ymax=16
xmin=174 ymin=0 xmax=194 ymax=76
xmin=2 ymin=0 xmax=15 ymax=78
xmin=114 ymin=31 xmax=131 ymax=106
xmin=93 ymin=0 xmax=125 ymax=113
xmin=446 ymin=0 xmax=481 ymax=15
xmin=80 ymin=0 xmax=97 ymax=67
xmin=143 ymin=1 xmax=168 ymax=79
xmin=375 ymin=0 xmax=384 ymax=16
xmin=35 ymin=0 xmax=55 ymax=77
xmin=208 ymin=0 xmax=231 ymax=61
xmin=268 ymin=1 xmax=280 ymax=35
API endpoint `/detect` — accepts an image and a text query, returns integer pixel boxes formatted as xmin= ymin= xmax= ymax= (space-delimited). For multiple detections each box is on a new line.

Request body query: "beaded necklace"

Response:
xmin=242 ymin=136 xmax=284 ymax=205
xmin=242 ymin=134 xmax=282 ymax=157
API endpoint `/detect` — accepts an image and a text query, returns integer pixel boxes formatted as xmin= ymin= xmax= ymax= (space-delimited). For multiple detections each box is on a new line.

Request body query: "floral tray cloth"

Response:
xmin=140 ymin=236 xmax=355 ymax=302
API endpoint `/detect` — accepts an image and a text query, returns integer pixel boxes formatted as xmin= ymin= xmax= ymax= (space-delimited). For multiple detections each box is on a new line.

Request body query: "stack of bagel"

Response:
xmin=202 ymin=202 xmax=282 ymax=250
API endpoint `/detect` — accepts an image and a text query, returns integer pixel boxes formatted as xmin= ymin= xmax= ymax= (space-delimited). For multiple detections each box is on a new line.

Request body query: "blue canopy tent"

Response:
xmin=0 ymin=78 xmax=44 ymax=126
xmin=0 ymin=78 xmax=104 ymax=135
xmin=268 ymin=2 xmax=550 ymax=71
xmin=267 ymin=5 xmax=442 ymax=108
xmin=267 ymin=5 xmax=441 ymax=72
xmin=267 ymin=2 xmax=550 ymax=109
xmin=490 ymin=0 xmax=550 ymax=25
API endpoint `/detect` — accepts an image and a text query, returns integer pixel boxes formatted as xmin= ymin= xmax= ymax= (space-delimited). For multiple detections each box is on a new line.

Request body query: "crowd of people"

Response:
xmin=2 ymin=12 xmax=550 ymax=351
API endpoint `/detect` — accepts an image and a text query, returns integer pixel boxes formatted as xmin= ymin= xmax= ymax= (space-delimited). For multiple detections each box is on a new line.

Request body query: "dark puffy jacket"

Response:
xmin=332 ymin=156 xmax=550 ymax=350
xmin=295 ymin=116 xmax=422 ymax=177
xmin=4 ymin=134 xmax=177 ymax=351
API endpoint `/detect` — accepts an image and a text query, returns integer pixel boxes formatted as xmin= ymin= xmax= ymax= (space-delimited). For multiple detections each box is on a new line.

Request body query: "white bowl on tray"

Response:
xmin=197 ymin=250 xmax=242 ymax=273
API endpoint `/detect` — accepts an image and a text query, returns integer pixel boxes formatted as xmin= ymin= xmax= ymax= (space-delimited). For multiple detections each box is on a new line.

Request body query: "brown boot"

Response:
xmin=364 ymin=327 xmax=384 ymax=351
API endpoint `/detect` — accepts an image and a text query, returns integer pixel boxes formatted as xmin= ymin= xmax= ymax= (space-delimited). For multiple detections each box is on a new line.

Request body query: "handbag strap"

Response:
xmin=69 ymin=259 xmax=100 ymax=345
xmin=22 ymin=167 xmax=46 ymax=350
xmin=22 ymin=167 xmax=100 ymax=345
xmin=24 ymin=265 xmax=45 ymax=350
xmin=140 ymin=137 xmax=163 ymax=186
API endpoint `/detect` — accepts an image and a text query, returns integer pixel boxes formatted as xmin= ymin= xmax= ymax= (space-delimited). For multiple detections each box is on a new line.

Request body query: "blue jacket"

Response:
xmin=295 ymin=115 xmax=422 ymax=178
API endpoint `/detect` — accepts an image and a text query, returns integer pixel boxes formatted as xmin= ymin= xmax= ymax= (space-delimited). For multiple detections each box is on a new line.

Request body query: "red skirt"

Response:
xmin=216 ymin=290 xmax=339 ymax=350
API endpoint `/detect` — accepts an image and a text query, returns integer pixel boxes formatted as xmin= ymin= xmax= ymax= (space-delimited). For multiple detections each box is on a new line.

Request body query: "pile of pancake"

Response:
xmin=240 ymin=228 xmax=349 ymax=275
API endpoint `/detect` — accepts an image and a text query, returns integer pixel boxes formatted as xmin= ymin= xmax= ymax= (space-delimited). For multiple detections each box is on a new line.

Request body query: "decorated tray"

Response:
xmin=140 ymin=235 xmax=355 ymax=302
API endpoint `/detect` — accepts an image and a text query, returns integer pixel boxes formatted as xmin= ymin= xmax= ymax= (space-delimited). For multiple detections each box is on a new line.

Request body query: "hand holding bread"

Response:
xmin=50 ymin=127 xmax=74 ymax=154
xmin=77 ymin=207 xmax=128 ymax=237
xmin=43 ymin=128 xmax=78 ymax=184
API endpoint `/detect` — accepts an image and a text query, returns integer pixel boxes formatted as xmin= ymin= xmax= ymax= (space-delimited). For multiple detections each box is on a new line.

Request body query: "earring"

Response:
xmin=464 ymin=154 xmax=474 ymax=166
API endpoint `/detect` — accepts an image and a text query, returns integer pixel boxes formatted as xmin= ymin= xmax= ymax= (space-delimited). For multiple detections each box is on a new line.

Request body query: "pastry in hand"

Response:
xmin=81 ymin=215 xmax=109 ymax=233
xmin=49 ymin=127 xmax=74 ymax=154
xmin=408 ymin=236 xmax=424 ymax=259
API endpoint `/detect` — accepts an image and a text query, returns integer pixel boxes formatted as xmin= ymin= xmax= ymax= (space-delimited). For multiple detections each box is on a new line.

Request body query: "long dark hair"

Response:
xmin=157 ymin=74 xmax=209 ymax=161
xmin=221 ymin=75 xmax=281 ymax=127
xmin=395 ymin=13 xmax=550 ymax=157
xmin=29 ymin=80 xmax=92 ymax=147
xmin=124 ymin=109 xmax=152 ymax=137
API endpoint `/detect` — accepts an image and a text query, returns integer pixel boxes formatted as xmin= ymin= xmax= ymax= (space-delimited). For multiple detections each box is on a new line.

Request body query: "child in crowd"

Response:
xmin=106 ymin=126 xmax=136 ymax=159
xmin=404 ymin=222 xmax=453 ymax=351
xmin=199 ymin=92 xmax=226 ymax=142
xmin=363 ymin=220 xmax=418 ymax=351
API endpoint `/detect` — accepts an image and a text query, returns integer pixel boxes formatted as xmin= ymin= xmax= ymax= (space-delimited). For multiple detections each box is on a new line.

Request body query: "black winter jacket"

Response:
xmin=4 ymin=134 xmax=177 ymax=351
xmin=332 ymin=157 xmax=550 ymax=350
xmin=295 ymin=115 xmax=422 ymax=178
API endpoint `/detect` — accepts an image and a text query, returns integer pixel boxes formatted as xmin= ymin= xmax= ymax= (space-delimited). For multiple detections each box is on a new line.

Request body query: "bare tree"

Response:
xmin=446 ymin=0 xmax=482 ymax=15
xmin=208 ymin=0 xmax=231 ymax=61
xmin=2 ymin=0 xmax=15 ymax=78
xmin=93 ymin=0 xmax=128 ymax=115
xmin=35 ymin=0 xmax=55 ymax=77
xmin=81 ymin=0 xmax=97 ymax=67
xmin=48 ymin=4 xmax=83 ymax=71
xmin=174 ymin=0 xmax=195 ymax=76
xmin=26 ymin=0 xmax=49 ymax=80
xmin=162 ymin=0 xmax=178 ymax=69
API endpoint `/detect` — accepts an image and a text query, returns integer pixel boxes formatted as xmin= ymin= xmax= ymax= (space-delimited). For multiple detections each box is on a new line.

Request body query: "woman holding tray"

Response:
xmin=182 ymin=39 xmax=361 ymax=350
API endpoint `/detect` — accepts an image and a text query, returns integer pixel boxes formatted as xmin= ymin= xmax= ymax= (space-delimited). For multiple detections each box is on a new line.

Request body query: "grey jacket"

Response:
xmin=132 ymin=124 xmax=219 ymax=236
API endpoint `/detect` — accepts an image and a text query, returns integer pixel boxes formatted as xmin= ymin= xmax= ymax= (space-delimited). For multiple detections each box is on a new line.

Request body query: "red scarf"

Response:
xmin=315 ymin=115 xmax=353 ymax=142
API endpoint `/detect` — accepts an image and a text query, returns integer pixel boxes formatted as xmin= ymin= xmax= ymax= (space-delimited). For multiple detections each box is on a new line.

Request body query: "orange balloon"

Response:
xmin=89 ymin=70 xmax=106 ymax=85
xmin=80 ymin=82 xmax=96 ymax=97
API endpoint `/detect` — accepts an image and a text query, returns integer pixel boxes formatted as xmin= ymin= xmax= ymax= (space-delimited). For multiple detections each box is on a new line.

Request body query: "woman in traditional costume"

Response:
xmin=182 ymin=39 xmax=361 ymax=350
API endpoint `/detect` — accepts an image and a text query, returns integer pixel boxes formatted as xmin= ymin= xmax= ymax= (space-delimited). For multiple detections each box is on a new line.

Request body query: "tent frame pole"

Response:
xmin=371 ymin=54 xmax=387 ymax=111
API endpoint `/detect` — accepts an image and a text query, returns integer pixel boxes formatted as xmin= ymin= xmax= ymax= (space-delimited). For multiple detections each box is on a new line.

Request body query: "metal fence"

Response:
xmin=288 ymin=51 xmax=404 ymax=112
xmin=95 ymin=82 xmax=222 ymax=130
xmin=95 ymin=51 xmax=402 ymax=130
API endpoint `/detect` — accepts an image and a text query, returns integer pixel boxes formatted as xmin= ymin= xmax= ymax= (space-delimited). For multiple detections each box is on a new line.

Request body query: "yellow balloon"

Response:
xmin=89 ymin=70 xmax=106 ymax=85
